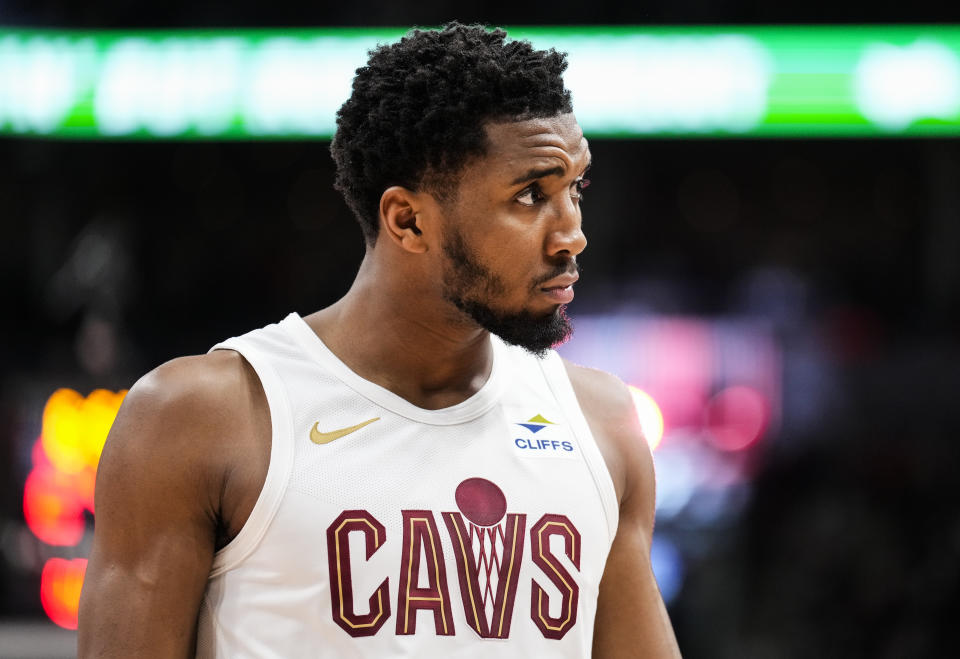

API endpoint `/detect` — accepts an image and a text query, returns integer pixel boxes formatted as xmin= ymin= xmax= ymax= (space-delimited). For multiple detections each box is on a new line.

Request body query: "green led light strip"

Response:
xmin=2 ymin=26 xmax=960 ymax=139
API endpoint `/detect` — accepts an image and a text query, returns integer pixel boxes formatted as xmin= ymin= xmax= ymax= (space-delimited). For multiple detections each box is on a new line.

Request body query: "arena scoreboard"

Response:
xmin=1 ymin=26 xmax=959 ymax=139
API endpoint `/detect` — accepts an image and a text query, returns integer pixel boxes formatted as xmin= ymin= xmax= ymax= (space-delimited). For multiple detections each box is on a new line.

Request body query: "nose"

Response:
xmin=546 ymin=196 xmax=588 ymax=258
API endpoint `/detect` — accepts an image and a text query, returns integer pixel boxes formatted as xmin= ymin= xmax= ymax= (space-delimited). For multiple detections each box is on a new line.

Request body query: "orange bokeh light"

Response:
xmin=41 ymin=388 xmax=126 ymax=475
xmin=23 ymin=463 xmax=88 ymax=546
xmin=40 ymin=558 xmax=87 ymax=630
xmin=24 ymin=388 xmax=125 ymax=628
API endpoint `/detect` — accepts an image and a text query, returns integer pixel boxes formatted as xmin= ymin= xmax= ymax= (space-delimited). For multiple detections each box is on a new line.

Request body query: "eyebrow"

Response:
xmin=509 ymin=160 xmax=592 ymax=186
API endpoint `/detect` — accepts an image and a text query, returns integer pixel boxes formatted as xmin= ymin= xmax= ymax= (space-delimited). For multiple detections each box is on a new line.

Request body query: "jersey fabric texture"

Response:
xmin=195 ymin=313 xmax=619 ymax=658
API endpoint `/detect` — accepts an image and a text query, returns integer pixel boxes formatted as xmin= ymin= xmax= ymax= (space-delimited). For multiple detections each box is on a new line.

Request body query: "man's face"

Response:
xmin=437 ymin=113 xmax=590 ymax=356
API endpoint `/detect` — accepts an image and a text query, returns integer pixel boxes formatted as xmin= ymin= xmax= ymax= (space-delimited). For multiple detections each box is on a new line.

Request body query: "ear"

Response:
xmin=379 ymin=186 xmax=429 ymax=253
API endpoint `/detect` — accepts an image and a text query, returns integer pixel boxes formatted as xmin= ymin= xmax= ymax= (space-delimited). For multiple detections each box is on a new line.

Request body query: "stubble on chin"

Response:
xmin=440 ymin=228 xmax=573 ymax=357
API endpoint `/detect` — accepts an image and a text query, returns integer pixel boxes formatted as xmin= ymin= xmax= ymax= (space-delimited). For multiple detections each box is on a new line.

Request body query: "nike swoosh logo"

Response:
xmin=310 ymin=417 xmax=380 ymax=445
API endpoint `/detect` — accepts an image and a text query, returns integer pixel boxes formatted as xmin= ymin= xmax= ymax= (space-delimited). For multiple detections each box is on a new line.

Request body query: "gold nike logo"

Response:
xmin=310 ymin=417 xmax=380 ymax=445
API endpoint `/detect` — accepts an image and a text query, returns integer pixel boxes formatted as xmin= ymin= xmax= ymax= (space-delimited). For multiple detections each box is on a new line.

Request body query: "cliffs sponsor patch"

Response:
xmin=503 ymin=409 xmax=578 ymax=460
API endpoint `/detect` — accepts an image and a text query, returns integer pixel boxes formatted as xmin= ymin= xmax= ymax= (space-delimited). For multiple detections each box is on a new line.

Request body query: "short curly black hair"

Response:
xmin=330 ymin=22 xmax=573 ymax=245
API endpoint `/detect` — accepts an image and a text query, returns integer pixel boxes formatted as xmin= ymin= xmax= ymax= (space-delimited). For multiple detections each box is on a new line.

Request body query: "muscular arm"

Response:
xmin=78 ymin=352 xmax=268 ymax=657
xmin=565 ymin=362 xmax=682 ymax=658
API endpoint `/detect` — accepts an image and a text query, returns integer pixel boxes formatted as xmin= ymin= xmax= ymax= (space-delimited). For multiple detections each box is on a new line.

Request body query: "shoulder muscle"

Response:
xmin=78 ymin=350 xmax=267 ymax=657
xmin=563 ymin=360 xmax=656 ymax=531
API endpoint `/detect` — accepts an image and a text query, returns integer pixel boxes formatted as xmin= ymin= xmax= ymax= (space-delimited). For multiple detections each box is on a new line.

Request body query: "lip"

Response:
xmin=542 ymin=285 xmax=575 ymax=304
xmin=539 ymin=273 xmax=579 ymax=290
xmin=539 ymin=273 xmax=579 ymax=304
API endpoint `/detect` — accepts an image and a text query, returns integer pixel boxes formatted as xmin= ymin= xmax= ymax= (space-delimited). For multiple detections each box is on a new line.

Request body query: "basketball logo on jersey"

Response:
xmin=441 ymin=478 xmax=525 ymax=639
xmin=325 ymin=477 xmax=582 ymax=641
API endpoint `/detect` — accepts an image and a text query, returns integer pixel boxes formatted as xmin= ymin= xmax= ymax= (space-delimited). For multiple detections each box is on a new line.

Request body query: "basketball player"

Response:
xmin=78 ymin=23 xmax=681 ymax=658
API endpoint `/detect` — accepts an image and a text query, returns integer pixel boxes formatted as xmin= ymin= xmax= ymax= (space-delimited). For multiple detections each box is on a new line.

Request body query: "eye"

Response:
xmin=516 ymin=183 xmax=545 ymax=207
xmin=571 ymin=177 xmax=591 ymax=201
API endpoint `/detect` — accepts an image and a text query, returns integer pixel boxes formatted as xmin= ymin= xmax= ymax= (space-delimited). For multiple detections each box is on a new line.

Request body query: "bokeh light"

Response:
xmin=23 ymin=388 xmax=125 ymax=628
xmin=650 ymin=536 xmax=685 ymax=604
xmin=40 ymin=558 xmax=87 ymax=630
xmin=704 ymin=385 xmax=769 ymax=452
xmin=629 ymin=385 xmax=665 ymax=450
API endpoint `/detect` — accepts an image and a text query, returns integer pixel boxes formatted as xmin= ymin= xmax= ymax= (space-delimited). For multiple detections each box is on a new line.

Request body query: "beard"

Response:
xmin=441 ymin=226 xmax=575 ymax=358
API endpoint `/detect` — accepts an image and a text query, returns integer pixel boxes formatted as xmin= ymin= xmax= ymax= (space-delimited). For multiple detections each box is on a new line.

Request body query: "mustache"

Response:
xmin=534 ymin=261 xmax=581 ymax=287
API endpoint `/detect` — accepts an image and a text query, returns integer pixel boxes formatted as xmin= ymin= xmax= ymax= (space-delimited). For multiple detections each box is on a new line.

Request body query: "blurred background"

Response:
xmin=2 ymin=2 xmax=960 ymax=658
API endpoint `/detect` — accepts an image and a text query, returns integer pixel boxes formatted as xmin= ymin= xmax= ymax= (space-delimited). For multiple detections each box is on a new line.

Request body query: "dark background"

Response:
xmin=3 ymin=0 xmax=960 ymax=28
xmin=2 ymin=2 xmax=960 ymax=658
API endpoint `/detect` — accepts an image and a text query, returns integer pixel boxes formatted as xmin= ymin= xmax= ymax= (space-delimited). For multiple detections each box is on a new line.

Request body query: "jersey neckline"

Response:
xmin=281 ymin=312 xmax=505 ymax=425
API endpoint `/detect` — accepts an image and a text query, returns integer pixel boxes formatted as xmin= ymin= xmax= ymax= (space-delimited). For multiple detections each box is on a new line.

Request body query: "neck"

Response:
xmin=303 ymin=254 xmax=495 ymax=410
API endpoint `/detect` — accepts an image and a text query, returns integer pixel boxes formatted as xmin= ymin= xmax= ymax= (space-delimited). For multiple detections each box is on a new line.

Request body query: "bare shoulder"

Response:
xmin=562 ymin=360 xmax=636 ymax=423
xmin=127 ymin=349 xmax=259 ymax=425
xmin=562 ymin=359 xmax=655 ymax=522
xmin=97 ymin=349 xmax=270 ymax=537
xmin=106 ymin=351 xmax=260 ymax=466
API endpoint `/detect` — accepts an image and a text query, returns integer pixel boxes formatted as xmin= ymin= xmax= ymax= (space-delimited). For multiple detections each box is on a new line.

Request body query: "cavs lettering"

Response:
xmin=325 ymin=478 xmax=582 ymax=641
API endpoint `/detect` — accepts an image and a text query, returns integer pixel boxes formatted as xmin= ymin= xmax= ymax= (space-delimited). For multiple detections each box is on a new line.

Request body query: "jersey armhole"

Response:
xmin=205 ymin=338 xmax=295 ymax=577
xmin=539 ymin=351 xmax=620 ymax=545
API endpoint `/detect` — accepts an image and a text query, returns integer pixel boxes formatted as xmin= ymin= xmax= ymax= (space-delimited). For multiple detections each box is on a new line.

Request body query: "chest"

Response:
xmin=244 ymin=404 xmax=612 ymax=645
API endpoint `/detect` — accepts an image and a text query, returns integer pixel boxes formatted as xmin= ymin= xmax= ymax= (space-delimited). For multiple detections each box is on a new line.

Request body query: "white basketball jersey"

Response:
xmin=195 ymin=312 xmax=619 ymax=658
